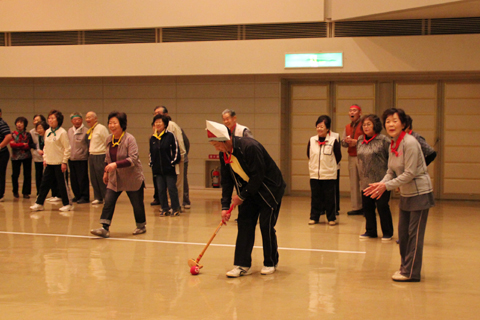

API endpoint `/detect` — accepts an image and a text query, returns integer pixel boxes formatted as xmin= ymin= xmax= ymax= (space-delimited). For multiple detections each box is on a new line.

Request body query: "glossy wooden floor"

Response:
xmin=0 ymin=189 xmax=479 ymax=319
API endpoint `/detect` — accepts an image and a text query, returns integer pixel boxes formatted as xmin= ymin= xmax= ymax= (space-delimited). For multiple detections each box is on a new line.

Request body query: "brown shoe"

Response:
xmin=133 ymin=227 xmax=146 ymax=235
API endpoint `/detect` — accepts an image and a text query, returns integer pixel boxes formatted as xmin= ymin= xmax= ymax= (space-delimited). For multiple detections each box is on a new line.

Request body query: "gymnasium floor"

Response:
xmin=0 ymin=188 xmax=479 ymax=320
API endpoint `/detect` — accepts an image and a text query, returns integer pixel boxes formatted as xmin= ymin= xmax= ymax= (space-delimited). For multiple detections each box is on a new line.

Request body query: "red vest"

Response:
xmin=345 ymin=121 xmax=363 ymax=156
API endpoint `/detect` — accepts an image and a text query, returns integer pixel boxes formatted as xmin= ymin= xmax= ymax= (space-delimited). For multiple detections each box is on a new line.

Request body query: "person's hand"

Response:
xmin=363 ymin=182 xmax=386 ymax=200
xmin=232 ymin=195 xmax=243 ymax=207
xmin=104 ymin=162 xmax=117 ymax=173
xmin=43 ymin=161 xmax=47 ymax=168
xmin=38 ymin=150 xmax=44 ymax=156
xmin=61 ymin=163 xmax=67 ymax=172
xmin=221 ymin=209 xmax=231 ymax=224
xmin=103 ymin=172 xmax=109 ymax=185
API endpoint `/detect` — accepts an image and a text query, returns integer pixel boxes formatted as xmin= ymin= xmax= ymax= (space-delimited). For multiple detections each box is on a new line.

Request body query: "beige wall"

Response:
xmin=443 ymin=82 xmax=480 ymax=199
xmin=0 ymin=75 xmax=283 ymax=191
xmin=0 ymin=0 xmax=325 ymax=31
xmin=2 ymin=34 xmax=480 ymax=77
xmin=330 ymin=0 xmax=463 ymax=20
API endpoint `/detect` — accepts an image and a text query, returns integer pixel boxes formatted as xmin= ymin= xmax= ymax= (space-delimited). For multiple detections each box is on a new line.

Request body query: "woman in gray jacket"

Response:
xmin=364 ymin=108 xmax=434 ymax=282
xmin=90 ymin=111 xmax=146 ymax=238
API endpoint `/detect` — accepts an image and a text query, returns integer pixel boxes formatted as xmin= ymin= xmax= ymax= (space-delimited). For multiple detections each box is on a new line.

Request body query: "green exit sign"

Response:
xmin=285 ymin=53 xmax=343 ymax=68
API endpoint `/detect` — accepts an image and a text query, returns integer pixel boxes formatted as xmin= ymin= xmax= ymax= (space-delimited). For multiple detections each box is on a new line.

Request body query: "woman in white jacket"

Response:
xmin=307 ymin=115 xmax=342 ymax=226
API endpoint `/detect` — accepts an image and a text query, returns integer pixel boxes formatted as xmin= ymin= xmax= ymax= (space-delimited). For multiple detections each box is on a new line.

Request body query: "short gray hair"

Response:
xmin=222 ymin=109 xmax=236 ymax=117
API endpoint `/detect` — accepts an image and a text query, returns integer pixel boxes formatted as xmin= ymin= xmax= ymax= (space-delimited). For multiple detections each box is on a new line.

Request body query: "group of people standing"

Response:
xmin=308 ymin=105 xmax=436 ymax=282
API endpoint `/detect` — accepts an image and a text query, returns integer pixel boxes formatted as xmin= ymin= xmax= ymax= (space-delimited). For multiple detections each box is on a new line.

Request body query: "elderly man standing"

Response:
xmin=341 ymin=104 xmax=364 ymax=216
xmin=0 ymin=109 xmax=12 ymax=202
xmin=153 ymin=106 xmax=186 ymax=210
xmin=68 ymin=112 xmax=90 ymax=204
xmin=85 ymin=111 xmax=109 ymax=205
xmin=222 ymin=109 xmax=253 ymax=138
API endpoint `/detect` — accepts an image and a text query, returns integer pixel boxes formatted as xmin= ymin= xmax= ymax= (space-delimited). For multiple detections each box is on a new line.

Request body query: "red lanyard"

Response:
xmin=362 ymin=134 xmax=377 ymax=145
xmin=223 ymin=152 xmax=233 ymax=164
xmin=391 ymin=131 xmax=406 ymax=157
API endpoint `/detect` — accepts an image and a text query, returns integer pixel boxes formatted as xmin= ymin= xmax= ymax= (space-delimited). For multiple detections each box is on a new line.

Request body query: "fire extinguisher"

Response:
xmin=211 ymin=167 xmax=220 ymax=188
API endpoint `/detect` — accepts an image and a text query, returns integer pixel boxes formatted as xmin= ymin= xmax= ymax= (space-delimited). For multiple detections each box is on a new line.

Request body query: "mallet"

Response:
xmin=188 ymin=205 xmax=235 ymax=274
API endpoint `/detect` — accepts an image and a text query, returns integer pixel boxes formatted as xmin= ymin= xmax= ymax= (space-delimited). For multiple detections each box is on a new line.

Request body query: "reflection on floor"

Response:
xmin=1 ymin=189 xmax=479 ymax=319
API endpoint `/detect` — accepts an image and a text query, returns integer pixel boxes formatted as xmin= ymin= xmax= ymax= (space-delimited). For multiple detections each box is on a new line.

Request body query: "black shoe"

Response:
xmin=77 ymin=198 xmax=89 ymax=204
xmin=13 ymin=193 xmax=19 ymax=199
xmin=72 ymin=197 xmax=78 ymax=202
xmin=347 ymin=209 xmax=363 ymax=216
xmin=23 ymin=194 xmax=30 ymax=199
xmin=336 ymin=211 xmax=339 ymax=216
xmin=150 ymin=200 xmax=160 ymax=206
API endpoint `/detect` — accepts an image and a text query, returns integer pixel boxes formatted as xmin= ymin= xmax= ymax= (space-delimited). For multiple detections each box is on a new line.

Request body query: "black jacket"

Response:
xmin=220 ymin=136 xmax=286 ymax=211
xmin=149 ymin=131 xmax=180 ymax=176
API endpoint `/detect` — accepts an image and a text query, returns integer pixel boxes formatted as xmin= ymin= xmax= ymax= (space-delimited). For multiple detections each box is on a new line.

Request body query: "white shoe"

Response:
xmin=59 ymin=205 xmax=73 ymax=212
xmin=308 ymin=219 xmax=317 ymax=225
xmin=48 ymin=197 xmax=62 ymax=203
xmin=0 ymin=197 xmax=4 ymax=202
xmin=91 ymin=199 xmax=103 ymax=205
xmin=226 ymin=266 xmax=251 ymax=278
xmin=261 ymin=266 xmax=276 ymax=275
xmin=30 ymin=203 xmax=44 ymax=211
xmin=184 ymin=204 xmax=191 ymax=209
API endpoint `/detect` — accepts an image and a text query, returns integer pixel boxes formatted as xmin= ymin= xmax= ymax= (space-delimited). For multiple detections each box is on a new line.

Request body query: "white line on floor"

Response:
xmin=0 ymin=231 xmax=366 ymax=254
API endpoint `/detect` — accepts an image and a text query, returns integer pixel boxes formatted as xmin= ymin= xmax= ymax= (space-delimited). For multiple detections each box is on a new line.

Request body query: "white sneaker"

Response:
xmin=30 ymin=203 xmax=44 ymax=211
xmin=226 ymin=266 xmax=251 ymax=278
xmin=91 ymin=199 xmax=103 ymax=205
xmin=59 ymin=205 xmax=73 ymax=212
xmin=184 ymin=204 xmax=191 ymax=209
xmin=48 ymin=197 xmax=62 ymax=203
xmin=261 ymin=266 xmax=277 ymax=275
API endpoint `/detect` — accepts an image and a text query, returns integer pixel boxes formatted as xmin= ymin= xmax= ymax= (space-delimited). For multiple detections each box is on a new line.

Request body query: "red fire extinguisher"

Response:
xmin=211 ymin=167 xmax=220 ymax=188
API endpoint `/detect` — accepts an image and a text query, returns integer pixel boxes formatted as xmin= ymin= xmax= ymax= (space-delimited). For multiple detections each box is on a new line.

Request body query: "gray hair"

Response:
xmin=222 ymin=109 xmax=236 ymax=117
xmin=70 ymin=112 xmax=83 ymax=119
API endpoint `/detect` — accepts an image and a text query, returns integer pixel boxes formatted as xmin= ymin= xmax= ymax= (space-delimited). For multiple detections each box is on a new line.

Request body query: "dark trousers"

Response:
xmin=34 ymin=162 xmax=43 ymax=195
xmin=11 ymin=158 xmax=32 ymax=195
xmin=89 ymin=154 xmax=106 ymax=201
xmin=155 ymin=174 xmax=180 ymax=212
xmin=310 ymin=179 xmax=336 ymax=222
xmin=100 ymin=183 xmax=146 ymax=228
xmin=0 ymin=151 xmax=9 ymax=198
xmin=398 ymin=208 xmax=429 ymax=280
xmin=152 ymin=171 xmax=159 ymax=202
xmin=362 ymin=191 xmax=394 ymax=238
xmin=234 ymin=195 xmax=281 ymax=268
xmin=36 ymin=164 xmax=71 ymax=206
xmin=335 ymin=169 xmax=340 ymax=212
xmin=183 ymin=161 xmax=190 ymax=206
xmin=69 ymin=160 xmax=89 ymax=201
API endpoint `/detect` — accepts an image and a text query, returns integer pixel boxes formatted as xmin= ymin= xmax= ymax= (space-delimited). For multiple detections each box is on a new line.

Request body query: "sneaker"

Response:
xmin=392 ymin=272 xmax=420 ymax=282
xmin=150 ymin=200 xmax=160 ymax=206
xmin=184 ymin=204 xmax=191 ymax=209
xmin=23 ymin=194 xmax=30 ymax=199
xmin=0 ymin=197 xmax=4 ymax=202
xmin=13 ymin=193 xmax=19 ymax=199
xmin=59 ymin=205 xmax=73 ymax=212
xmin=133 ymin=227 xmax=146 ymax=235
xmin=382 ymin=236 xmax=393 ymax=241
xmin=308 ymin=220 xmax=317 ymax=225
xmin=48 ymin=197 xmax=62 ymax=202
xmin=171 ymin=210 xmax=180 ymax=217
xmin=91 ymin=199 xmax=103 ymax=205
xmin=77 ymin=199 xmax=89 ymax=204
xmin=359 ymin=233 xmax=377 ymax=239
xmin=30 ymin=203 xmax=45 ymax=211
xmin=91 ymin=228 xmax=110 ymax=238
xmin=261 ymin=266 xmax=276 ymax=275
xmin=328 ymin=220 xmax=336 ymax=226
xmin=226 ymin=266 xmax=251 ymax=278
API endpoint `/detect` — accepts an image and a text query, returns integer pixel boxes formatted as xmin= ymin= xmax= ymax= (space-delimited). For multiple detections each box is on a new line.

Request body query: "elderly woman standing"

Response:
xmin=149 ymin=114 xmax=181 ymax=216
xmin=90 ymin=111 xmax=146 ymax=238
xmin=30 ymin=110 xmax=72 ymax=212
xmin=307 ymin=115 xmax=342 ymax=226
xmin=10 ymin=116 xmax=35 ymax=199
xmin=364 ymin=108 xmax=434 ymax=282
xmin=357 ymin=114 xmax=393 ymax=240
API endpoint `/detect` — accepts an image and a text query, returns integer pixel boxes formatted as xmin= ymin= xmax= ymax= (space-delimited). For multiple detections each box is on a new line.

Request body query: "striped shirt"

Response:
xmin=0 ymin=118 xmax=11 ymax=153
